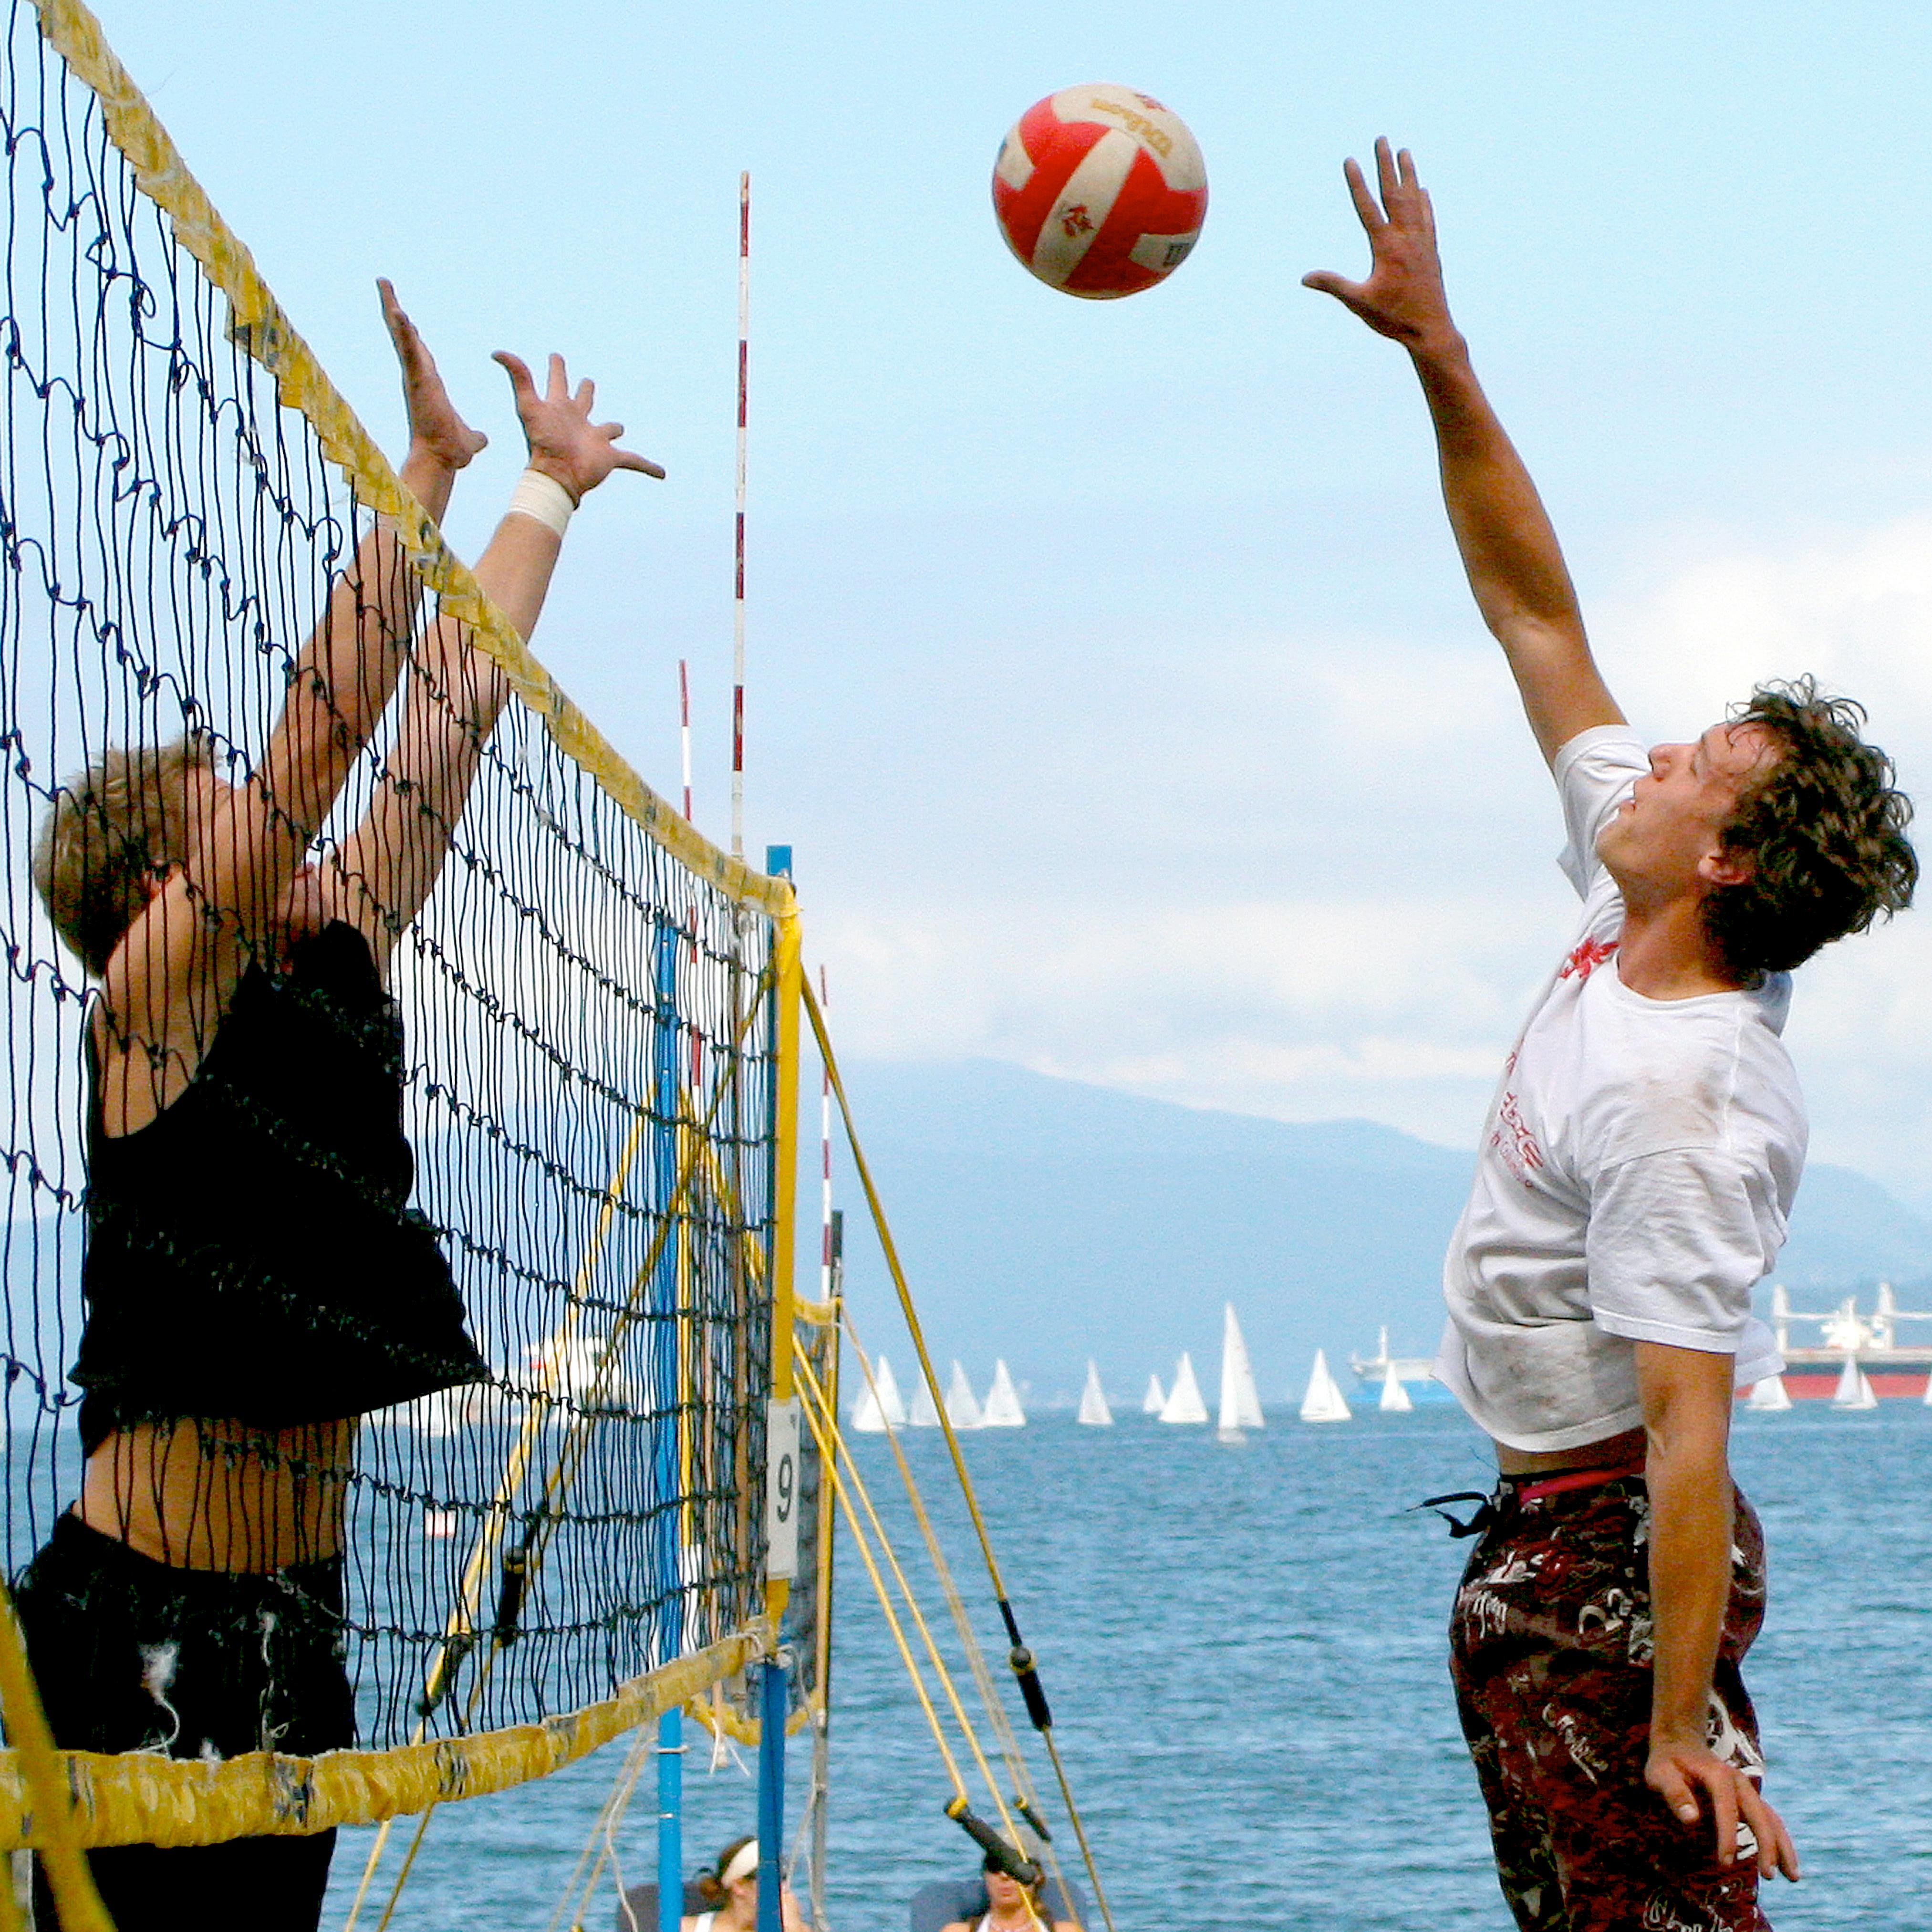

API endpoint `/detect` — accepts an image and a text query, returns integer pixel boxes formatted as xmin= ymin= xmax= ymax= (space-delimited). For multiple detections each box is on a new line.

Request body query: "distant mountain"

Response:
xmin=827 ymin=1059 xmax=1932 ymax=1407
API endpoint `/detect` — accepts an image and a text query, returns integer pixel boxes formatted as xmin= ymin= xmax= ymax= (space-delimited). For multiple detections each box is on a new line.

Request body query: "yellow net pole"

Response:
xmin=766 ymin=905 xmax=803 ymax=1629
xmin=0 ymin=1583 xmax=113 ymax=1932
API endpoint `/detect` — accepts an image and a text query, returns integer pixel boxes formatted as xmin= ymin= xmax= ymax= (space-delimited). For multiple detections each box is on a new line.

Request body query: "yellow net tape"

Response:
xmin=0 ymin=1623 xmax=770 ymax=1853
xmin=29 ymin=0 xmax=789 ymax=920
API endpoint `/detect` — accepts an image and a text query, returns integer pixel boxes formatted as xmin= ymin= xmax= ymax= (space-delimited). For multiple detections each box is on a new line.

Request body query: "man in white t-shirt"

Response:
xmin=1306 ymin=143 xmax=1916 ymax=1932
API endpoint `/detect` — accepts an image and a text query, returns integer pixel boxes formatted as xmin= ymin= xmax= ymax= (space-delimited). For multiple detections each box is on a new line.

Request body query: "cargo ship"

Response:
xmin=1759 ymin=1283 xmax=1932 ymax=1400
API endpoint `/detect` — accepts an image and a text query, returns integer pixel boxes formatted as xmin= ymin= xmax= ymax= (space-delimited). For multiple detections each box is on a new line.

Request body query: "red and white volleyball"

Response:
xmin=991 ymin=85 xmax=1207 ymax=299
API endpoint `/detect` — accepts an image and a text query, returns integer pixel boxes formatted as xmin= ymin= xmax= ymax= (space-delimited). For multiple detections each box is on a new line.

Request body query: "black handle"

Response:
xmin=944 ymin=1798 xmax=1040 ymax=1885
xmin=997 ymin=1600 xmax=1054 ymax=1733
xmin=493 ymin=1541 xmax=530 ymax=1647
xmin=1014 ymin=1795 xmax=1052 ymax=1845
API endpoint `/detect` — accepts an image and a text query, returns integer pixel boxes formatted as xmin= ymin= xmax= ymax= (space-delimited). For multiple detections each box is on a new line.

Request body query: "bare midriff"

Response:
xmin=1493 ymin=1423 xmax=1647 ymax=1478
xmin=77 ymin=1417 xmax=356 ymax=1571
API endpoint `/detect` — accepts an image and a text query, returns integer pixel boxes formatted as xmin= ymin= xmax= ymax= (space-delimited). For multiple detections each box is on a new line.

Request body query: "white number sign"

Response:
xmin=765 ymin=1398 xmax=801 ymax=1580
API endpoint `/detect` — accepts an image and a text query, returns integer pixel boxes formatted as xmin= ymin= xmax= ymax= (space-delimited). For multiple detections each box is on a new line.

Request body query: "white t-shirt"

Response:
xmin=1435 ymin=725 xmax=1796 ymax=1452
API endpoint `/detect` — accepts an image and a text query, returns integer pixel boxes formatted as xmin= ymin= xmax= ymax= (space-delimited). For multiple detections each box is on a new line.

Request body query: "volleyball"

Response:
xmin=991 ymin=85 xmax=1207 ymax=299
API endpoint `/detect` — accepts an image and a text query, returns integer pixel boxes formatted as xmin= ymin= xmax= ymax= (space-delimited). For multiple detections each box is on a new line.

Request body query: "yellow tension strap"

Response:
xmin=792 ymin=1343 xmax=1019 ymax=1846
xmin=31 ymin=0 xmax=789 ymax=920
xmin=830 ymin=1303 xmax=1072 ymax=1899
xmin=790 ymin=1355 xmax=968 ymax=1806
xmin=799 ymin=977 xmax=1010 ymax=1598
xmin=0 ymin=1624 xmax=768 ymax=1853
xmin=804 ymin=982 xmax=1118 ymax=1932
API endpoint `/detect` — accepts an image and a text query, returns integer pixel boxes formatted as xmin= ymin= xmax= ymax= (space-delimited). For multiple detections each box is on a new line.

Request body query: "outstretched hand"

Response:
xmin=380 ymin=279 xmax=488 ymax=471
xmin=1301 ymin=138 xmax=1458 ymax=353
xmin=1645 ymin=1740 xmax=1801 ymax=1883
xmin=492 ymin=351 xmax=665 ymax=502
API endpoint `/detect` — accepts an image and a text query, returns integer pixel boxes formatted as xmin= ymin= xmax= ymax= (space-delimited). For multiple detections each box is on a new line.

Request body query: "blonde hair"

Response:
xmin=33 ymin=732 xmax=217 ymax=977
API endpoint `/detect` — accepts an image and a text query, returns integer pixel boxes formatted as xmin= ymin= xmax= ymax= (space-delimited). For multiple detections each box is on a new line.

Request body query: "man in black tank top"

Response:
xmin=18 ymin=283 xmax=663 ymax=1931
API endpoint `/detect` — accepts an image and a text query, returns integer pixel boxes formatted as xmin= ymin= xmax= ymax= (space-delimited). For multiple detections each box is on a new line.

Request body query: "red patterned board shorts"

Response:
xmin=1448 ymin=1468 xmax=1772 ymax=1932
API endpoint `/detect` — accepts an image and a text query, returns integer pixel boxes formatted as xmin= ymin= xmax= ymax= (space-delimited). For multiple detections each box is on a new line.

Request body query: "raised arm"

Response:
xmin=333 ymin=348 xmax=664 ymax=968
xmin=98 ymin=284 xmax=486 ymax=1128
xmin=1303 ymin=139 xmax=1623 ymax=766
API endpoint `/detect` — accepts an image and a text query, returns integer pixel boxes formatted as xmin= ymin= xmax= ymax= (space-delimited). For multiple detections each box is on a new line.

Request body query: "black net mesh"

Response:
xmin=0 ymin=0 xmax=780 ymax=1755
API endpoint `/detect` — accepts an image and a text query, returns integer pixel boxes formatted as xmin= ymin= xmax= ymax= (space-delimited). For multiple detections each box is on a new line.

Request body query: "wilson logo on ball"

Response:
xmin=992 ymin=85 xmax=1207 ymax=299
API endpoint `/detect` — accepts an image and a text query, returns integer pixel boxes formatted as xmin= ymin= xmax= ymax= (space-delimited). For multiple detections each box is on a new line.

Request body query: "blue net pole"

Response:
xmin=756 ymin=1657 xmax=785 ymax=1932
xmin=655 ymin=1705 xmax=684 ymax=1932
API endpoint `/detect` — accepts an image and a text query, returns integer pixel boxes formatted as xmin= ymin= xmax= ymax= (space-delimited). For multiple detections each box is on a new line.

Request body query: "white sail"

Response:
xmin=981 ymin=1359 xmax=1027 ymax=1427
xmin=1378 ymin=1362 xmax=1413 ymax=1413
xmin=1142 ymin=1374 xmax=1166 ymax=1415
xmin=907 ymin=1371 xmax=942 ymax=1427
xmin=1299 ymin=1349 xmax=1351 ymax=1423
xmin=396 ymin=1384 xmax=488 ymax=1435
xmin=1077 ymin=1360 xmax=1113 ymax=1426
xmin=1159 ymin=1352 xmax=1209 ymax=1424
xmin=526 ymin=1330 xmax=633 ymax=1414
xmin=1217 ymin=1304 xmax=1264 ymax=1436
xmin=945 ymin=1360 xmax=984 ymax=1429
xmin=1745 ymin=1374 xmax=1792 ymax=1413
xmin=851 ymin=1353 xmax=907 ymax=1433
xmin=1832 ymin=1353 xmax=1877 ymax=1410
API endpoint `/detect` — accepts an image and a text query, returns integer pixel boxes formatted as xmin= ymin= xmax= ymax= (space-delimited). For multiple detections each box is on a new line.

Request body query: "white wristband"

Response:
xmin=508 ymin=468 xmax=576 ymax=538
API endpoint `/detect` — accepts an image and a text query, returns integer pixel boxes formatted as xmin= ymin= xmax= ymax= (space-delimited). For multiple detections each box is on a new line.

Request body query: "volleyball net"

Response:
xmin=0 ymin=0 xmax=822 ymax=1855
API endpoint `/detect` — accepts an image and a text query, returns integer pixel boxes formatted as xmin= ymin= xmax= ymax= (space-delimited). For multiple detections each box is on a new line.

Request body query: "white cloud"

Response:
xmin=812 ymin=512 xmax=1932 ymax=1203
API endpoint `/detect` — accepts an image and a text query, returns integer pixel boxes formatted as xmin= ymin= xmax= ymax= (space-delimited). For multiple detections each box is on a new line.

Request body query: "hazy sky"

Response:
xmin=99 ymin=0 xmax=1932 ymax=1202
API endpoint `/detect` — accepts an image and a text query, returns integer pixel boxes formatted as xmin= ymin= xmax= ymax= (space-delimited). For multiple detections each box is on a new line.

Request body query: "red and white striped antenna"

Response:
xmin=678 ymin=658 xmax=694 ymax=821
xmin=731 ymin=172 xmax=750 ymax=860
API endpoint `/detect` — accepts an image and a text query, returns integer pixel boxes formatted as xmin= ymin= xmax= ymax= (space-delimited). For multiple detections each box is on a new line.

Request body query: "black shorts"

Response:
xmin=12 ymin=1511 xmax=356 ymax=1932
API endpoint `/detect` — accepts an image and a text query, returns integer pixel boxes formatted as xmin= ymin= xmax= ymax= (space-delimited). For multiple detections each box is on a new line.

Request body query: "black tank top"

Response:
xmin=72 ymin=921 xmax=489 ymax=1453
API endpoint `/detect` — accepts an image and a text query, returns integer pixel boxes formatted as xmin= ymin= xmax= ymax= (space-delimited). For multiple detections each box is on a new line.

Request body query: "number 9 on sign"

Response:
xmin=765 ymin=1398 xmax=802 ymax=1581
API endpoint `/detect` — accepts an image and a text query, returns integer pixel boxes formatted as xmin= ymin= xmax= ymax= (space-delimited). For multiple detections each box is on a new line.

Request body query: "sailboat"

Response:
xmin=907 ymin=1371 xmax=942 ymax=1427
xmin=395 ymin=1384 xmax=489 ymax=1435
xmin=1159 ymin=1353 xmax=1209 ymax=1424
xmin=1142 ymin=1374 xmax=1166 ymax=1415
xmin=1216 ymin=1305 xmax=1264 ymax=1441
xmin=525 ymin=1330 xmax=634 ymax=1414
xmin=944 ymin=1360 xmax=984 ymax=1429
xmin=1832 ymin=1352 xmax=1878 ymax=1410
xmin=981 ymin=1359 xmax=1027 ymax=1427
xmin=1378 ymin=1361 xmax=1413 ymax=1413
xmin=851 ymin=1353 xmax=908 ymax=1433
xmin=1076 ymin=1361 xmax=1113 ymax=1426
xmin=1299 ymin=1349 xmax=1351 ymax=1423
xmin=1745 ymin=1374 xmax=1792 ymax=1413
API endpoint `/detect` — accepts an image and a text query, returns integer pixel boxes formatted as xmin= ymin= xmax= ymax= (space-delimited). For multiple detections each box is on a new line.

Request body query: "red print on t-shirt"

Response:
xmin=1559 ymin=935 xmax=1618 ymax=982
xmin=1491 ymin=1085 xmax=1544 ymax=1186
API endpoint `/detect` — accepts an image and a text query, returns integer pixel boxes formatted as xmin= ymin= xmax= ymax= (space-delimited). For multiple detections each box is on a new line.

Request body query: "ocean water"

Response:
xmin=326 ymin=1401 xmax=1932 ymax=1932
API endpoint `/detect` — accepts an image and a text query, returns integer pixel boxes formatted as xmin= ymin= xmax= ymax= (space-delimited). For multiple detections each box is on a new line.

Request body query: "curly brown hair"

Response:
xmin=1704 ymin=677 xmax=1917 ymax=983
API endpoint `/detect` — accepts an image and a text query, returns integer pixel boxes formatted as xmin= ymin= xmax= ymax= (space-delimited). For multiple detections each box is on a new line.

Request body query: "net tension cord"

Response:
xmin=800 ymin=978 xmax=1116 ymax=1932
xmin=789 ymin=1347 xmax=1046 ymax=1931
xmin=825 ymin=1302 xmax=1080 ymax=1919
